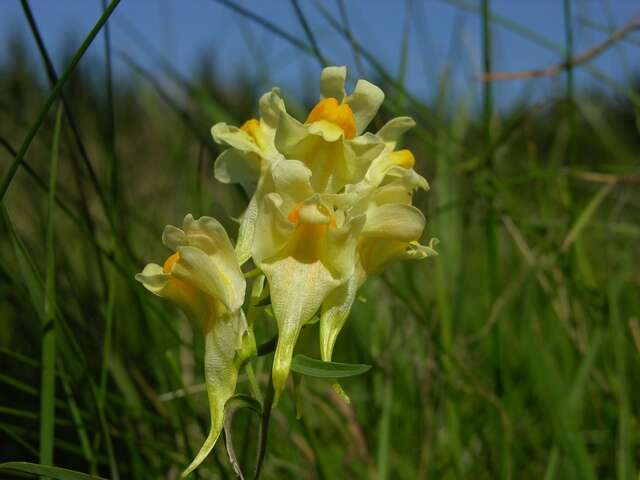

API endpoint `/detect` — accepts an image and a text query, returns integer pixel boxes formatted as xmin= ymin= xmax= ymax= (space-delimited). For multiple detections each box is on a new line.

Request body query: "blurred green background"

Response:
xmin=1 ymin=1 xmax=639 ymax=479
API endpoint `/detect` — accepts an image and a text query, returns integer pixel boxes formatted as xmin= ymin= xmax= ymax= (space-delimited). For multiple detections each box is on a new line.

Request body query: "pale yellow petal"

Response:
xmin=135 ymin=262 xmax=212 ymax=325
xmin=345 ymin=79 xmax=384 ymax=135
xmin=360 ymin=204 xmax=425 ymax=241
xmin=214 ymin=148 xmax=260 ymax=192
xmin=252 ymin=193 xmax=294 ymax=264
xmin=271 ymin=159 xmax=314 ymax=205
xmin=319 ymin=65 xmax=347 ymax=102
xmin=211 ymin=123 xmax=261 ymax=154
xmin=377 ymin=116 xmax=415 ymax=147
xmin=258 ymin=87 xmax=286 ymax=133
xmin=162 ymin=215 xmax=246 ymax=312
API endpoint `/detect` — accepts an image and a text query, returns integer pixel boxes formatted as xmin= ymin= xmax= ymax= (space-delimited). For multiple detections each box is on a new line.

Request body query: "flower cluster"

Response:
xmin=137 ymin=66 xmax=436 ymax=476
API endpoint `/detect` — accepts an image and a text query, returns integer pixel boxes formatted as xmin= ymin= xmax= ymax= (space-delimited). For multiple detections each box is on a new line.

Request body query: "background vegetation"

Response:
xmin=1 ymin=1 xmax=639 ymax=479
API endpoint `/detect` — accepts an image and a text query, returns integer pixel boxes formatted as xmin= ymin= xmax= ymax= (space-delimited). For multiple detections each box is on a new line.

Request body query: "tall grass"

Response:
xmin=1 ymin=2 xmax=639 ymax=479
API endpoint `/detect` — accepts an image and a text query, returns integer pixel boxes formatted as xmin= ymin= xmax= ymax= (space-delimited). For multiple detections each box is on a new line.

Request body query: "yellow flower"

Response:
xmin=250 ymin=159 xmax=365 ymax=403
xmin=246 ymin=67 xmax=395 ymax=403
xmin=210 ymin=65 xmax=437 ymax=404
xmin=212 ymin=89 xmax=286 ymax=264
xmin=319 ymin=140 xmax=437 ymax=400
xmin=212 ymin=88 xmax=285 ymax=189
xmin=136 ymin=214 xmax=252 ymax=477
xmin=274 ymin=65 xmax=386 ymax=194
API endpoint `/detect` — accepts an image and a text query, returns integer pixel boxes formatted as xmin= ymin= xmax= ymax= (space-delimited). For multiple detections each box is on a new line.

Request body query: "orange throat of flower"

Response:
xmin=287 ymin=203 xmax=337 ymax=263
xmin=240 ymin=118 xmax=267 ymax=150
xmin=163 ymin=251 xmax=180 ymax=273
xmin=305 ymin=97 xmax=356 ymax=139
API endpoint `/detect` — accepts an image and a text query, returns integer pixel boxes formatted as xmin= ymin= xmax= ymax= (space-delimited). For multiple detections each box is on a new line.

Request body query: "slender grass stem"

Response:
xmin=19 ymin=0 xmax=112 ymax=225
xmin=563 ymin=0 xmax=576 ymax=240
xmin=482 ymin=1 xmax=509 ymax=478
xmin=39 ymin=104 xmax=63 ymax=470
xmin=290 ymin=0 xmax=328 ymax=66
xmin=3 ymin=0 xmax=121 ymax=204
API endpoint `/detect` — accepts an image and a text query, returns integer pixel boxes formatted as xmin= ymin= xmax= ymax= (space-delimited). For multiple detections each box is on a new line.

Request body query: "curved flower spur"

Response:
xmin=136 ymin=214 xmax=255 ymax=477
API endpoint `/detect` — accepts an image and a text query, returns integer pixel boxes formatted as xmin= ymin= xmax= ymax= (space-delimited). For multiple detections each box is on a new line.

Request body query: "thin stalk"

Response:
xmin=253 ymin=374 xmax=274 ymax=480
xmin=482 ymin=1 xmax=508 ymax=478
xmin=376 ymin=376 xmax=392 ymax=480
xmin=19 ymin=0 xmax=112 ymax=294
xmin=98 ymin=272 xmax=116 ymax=409
xmin=397 ymin=0 xmax=412 ymax=88
xmin=98 ymin=0 xmax=118 ymax=414
xmin=39 ymin=104 xmax=63 ymax=469
xmin=0 ymin=137 xmax=130 ymax=277
xmin=101 ymin=0 xmax=117 ymax=206
xmin=443 ymin=0 xmax=640 ymax=105
xmin=563 ymin=0 xmax=576 ymax=241
xmin=90 ymin=383 xmax=120 ymax=480
xmin=0 ymin=0 xmax=119 ymax=200
xmin=19 ymin=0 xmax=112 ymax=225
xmin=58 ymin=360 xmax=96 ymax=472
xmin=336 ymin=0 xmax=365 ymax=77
xmin=610 ymin=279 xmax=632 ymax=480
xmin=290 ymin=0 xmax=328 ymax=66
xmin=245 ymin=363 xmax=263 ymax=405
xmin=211 ymin=0 xmax=315 ymax=56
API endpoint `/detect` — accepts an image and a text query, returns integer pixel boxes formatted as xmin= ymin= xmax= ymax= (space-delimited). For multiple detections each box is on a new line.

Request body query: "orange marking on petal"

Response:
xmin=163 ymin=251 xmax=180 ymax=273
xmin=288 ymin=202 xmax=303 ymax=224
xmin=305 ymin=98 xmax=356 ymax=139
xmin=390 ymin=149 xmax=415 ymax=169
xmin=240 ymin=118 xmax=266 ymax=149
xmin=240 ymin=118 xmax=260 ymax=136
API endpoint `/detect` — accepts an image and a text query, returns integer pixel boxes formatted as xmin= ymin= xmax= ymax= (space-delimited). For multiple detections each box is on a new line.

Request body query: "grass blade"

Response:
xmin=0 ymin=462 xmax=107 ymax=480
xmin=39 ymin=103 xmax=63 ymax=469
xmin=609 ymin=281 xmax=633 ymax=480
xmin=290 ymin=0 xmax=327 ymax=66
xmin=562 ymin=181 xmax=615 ymax=252
xmin=376 ymin=376 xmax=392 ymax=480
xmin=0 ymin=0 xmax=121 ymax=201
xmin=20 ymin=0 xmax=113 ymax=229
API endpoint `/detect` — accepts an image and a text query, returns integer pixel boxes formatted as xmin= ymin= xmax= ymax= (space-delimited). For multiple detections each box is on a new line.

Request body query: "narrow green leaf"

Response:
xmin=290 ymin=355 xmax=371 ymax=379
xmin=562 ymin=180 xmax=615 ymax=252
xmin=0 ymin=346 xmax=40 ymax=368
xmin=57 ymin=361 xmax=96 ymax=469
xmin=0 ymin=462 xmax=107 ymax=480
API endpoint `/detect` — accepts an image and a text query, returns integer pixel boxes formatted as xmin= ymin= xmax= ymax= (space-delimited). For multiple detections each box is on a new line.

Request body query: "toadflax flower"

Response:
xmin=211 ymin=65 xmax=437 ymax=404
xmin=136 ymin=214 xmax=253 ymax=477
xmin=211 ymin=89 xmax=285 ymax=264
xmin=320 ymin=145 xmax=438 ymax=394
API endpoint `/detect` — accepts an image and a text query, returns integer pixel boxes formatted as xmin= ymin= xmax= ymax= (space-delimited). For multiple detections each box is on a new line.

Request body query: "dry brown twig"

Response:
xmin=481 ymin=17 xmax=640 ymax=82
xmin=566 ymin=169 xmax=640 ymax=184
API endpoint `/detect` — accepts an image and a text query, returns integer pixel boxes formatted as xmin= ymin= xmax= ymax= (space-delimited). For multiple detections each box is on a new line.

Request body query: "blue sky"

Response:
xmin=1 ymin=1 xmax=638 ymax=109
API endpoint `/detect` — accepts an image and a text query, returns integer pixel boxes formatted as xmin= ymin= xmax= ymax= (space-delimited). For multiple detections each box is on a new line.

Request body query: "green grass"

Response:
xmin=1 ymin=2 xmax=639 ymax=479
xmin=39 ymin=103 xmax=62 ymax=471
